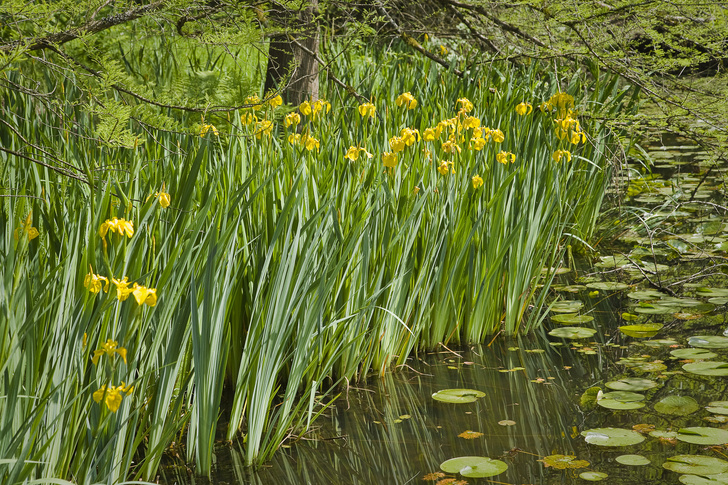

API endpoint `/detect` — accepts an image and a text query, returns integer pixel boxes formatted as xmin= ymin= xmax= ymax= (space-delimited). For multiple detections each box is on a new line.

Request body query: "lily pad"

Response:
xmin=548 ymin=327 xmax=597 ymax=339
xmin=581 ymin=428 xmax=646 ymax=447
xmin=663 ymin=455 xmax=728 ymax=475
xmin=619 ymin=323 xmax=664 ymax=338
xmin=597 ymin=399 xmax=645 ymax=410
xmin=616 ymin=454 xmax=651 ymax=466
xmin=605 ymin=378 xmax=658 ymax=392
xmin=628 ymin=290 xmax=668 ymax=300
xmin=683 ymin=362 xmax=728 ymax=376
xmin=634 ymin=304 xmax=676 ymax=315
xmin=643 ymin=339 xmax=679 ymax=347
xmin=706 ymin=406 xmax=728 ymax=416
xmin=671 ymin=348 xmax=718 ymax=359
xmin=540 ymin=454 xmax=590 ymax=469
xmin=440 ymin=456 xmax=508 ymax=478
xmin=432 ymin=389 xmax=486 ymax=404
xmin=677 ymin=427 xmax=728 ymax=445
xmin=601 ymin=391 xmax=645 ymax=402
xmin=696 ymin=288 xmax=728 ymax=297
xmin=550 ymin=300 xmax=584 ymax=313
xmin=551 ymin=314 xmax=594 ymax=324
xmin=689 ymin=336 xmax=728 ymax=349
xmin=580 ymin=471 xmax=608 ymax=481
xmin=654 ymin=396 xmax=700 ymax=416
xmin=650 ymin=430 xmax=678 ymax=440
xmin=586 ymin=282 xmax=631 ymax=291
xmin=679 ymin=473 xmax=728 ymax=485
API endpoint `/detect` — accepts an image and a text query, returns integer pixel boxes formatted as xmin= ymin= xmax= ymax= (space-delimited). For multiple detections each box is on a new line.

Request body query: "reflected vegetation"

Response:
xmin=161 ymin=135 xmax=728 ymax=484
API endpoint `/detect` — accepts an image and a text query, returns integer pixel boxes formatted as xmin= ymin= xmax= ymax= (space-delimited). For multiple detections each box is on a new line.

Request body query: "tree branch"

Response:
xmin=1 ymin=1 xmax=167 ymax=54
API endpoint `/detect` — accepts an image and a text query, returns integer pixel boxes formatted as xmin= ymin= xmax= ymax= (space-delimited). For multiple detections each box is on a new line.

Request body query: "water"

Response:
xmin=159 ymin=135 xmax=728 ymax=484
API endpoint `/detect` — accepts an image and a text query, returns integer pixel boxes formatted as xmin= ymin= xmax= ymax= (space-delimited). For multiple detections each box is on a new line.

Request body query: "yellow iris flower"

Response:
xmin=84 ymin=266 xmax=109 ymax=294
xmin=14 ymin=212 xmax=39 ymax=241
xmin=255 ymin=120 xmax=273 ymax=139
xmin=241 ymin=113 xmax=256 ymax=125
xmin=358 ymin=102 xmax=376 ymax=118
xmin=112 ymin=277 xmax=133 ymax=301
xmin=155 ymin=183 xmax=171 ymax=208
xmin=515 ymin=102 xmax=533 ymax=115
xmin=246 ymin=95 xmax=263 ymax=111
xmin=457 ymin=98 xmax=474 ymax=113
xmin=93 ymin=382 xmax=134 ymax=413
xmin=490 ymin=129 xmax=505 ymax=143
xmin=496 ymin=151 xmax=516 ymax=164
xmin=441 ymin=140 xmax=461 ymax=154
xmin=382 ymin=152 xmax=398 ymax=168
xmin=437 ymin=160 xmax=455 ymax=175
xmin=395 ymin=92 xmax=417 ymax=110
xmin=389 ymin=136 xmax=406 ymax=153
xmin=472 ymin=175 xmax=484 ymax=189
xmin=132 ymin=283 xmax=157 ymax=306
xmin=284 ymin=112 xmax=301 ymax=128
xmin=552 ymin=149 xmax=573 ymax=163
xmin=91 ymin=339 xmax=127 ymax=365
xmin=200 ymin=124 xmax=219 ymax=137
xmin=268 ymin=94 xmax=283 ymax=108
xmin=345 ymin=146 xmax=374 ymax=162
xmin=470 ymin=136 xmax=486 ymax=151
xmin=400 ymin=128 xmax=420 ymax=146
xmin=462 ymin=116 xmax=480 ymax=129
xmin=99 ymin=218 xmax=134 ymax=240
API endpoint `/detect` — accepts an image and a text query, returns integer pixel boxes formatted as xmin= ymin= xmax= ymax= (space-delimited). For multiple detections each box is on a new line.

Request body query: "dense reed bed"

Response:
xmin=0 ymin=43 xmax=636 ymax=483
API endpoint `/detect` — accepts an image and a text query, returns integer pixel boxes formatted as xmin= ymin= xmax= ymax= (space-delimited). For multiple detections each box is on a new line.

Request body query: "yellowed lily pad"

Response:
xmin=619 ymin=323 xmax=663 ymax=338
xmin=540 ymin=454 xmax=590 ymax=470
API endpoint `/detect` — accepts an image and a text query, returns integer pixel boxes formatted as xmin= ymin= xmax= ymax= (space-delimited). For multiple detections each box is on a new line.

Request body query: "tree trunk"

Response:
xmin=264 ymin=0 xmax=320 ymax=105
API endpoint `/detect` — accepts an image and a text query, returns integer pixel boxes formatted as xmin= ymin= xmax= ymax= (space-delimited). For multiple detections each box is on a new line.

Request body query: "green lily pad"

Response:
xmin=549 ymin=327 xmax=597 ymax=339
xmin=601 ymin=391 xmax=645 ymax=402
xmin=605 ymin=378 xmax=658 ymax=392
xmin=654 ymin=396 xmax=700 ymax=416
xmin=633 ymin=305 xmax=675 ymax=315
xmin=597 ymin=399 xmax=645 ymax=410
xmin=586 ymin=282 xmax=631 ymax=291
xmin=440 ymin=456 xmax=508 ymax=478
xmin=643 ymin=339 xmax=679 ymax=347
xmin=663 ymin=455 xmax=728 ymax=475
xmin=432 ymin=389 xmax=486 ymax=404
xmin=677 ymin=427 xmax=728 ymax=445
xmin=689 ymin=336 xmax=728 ymax=349
xmin=671 ymin=348 xmax=718 ymax=359
xmin=616 ymin=454 xmax=651 ymax=466
xmin=679 ymin=473 xmax=728 ymax=485
xmin=683 ymin=362 xmax=728 ymax=376
xmin=628 ymin=290 xmax=668 ymax=300
xmin=696 ymin=288 xmax=728 ymax=297
xmin=709 ymin=297 xmax=728 ymax=305
xmin=581 ymin=428 xmax=646 ymax=447
xmin=550 ymin=300 xmax=584 ymax=313
xmin=619 ymin=323 xmax=664 ymax=338
xmin=580 ymin=471 xmax=608 ymax=481
xmin=551 ymin=314 xmax=594 ymax=324
xmin=706 ymin=406 xmax=728 ymax=415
